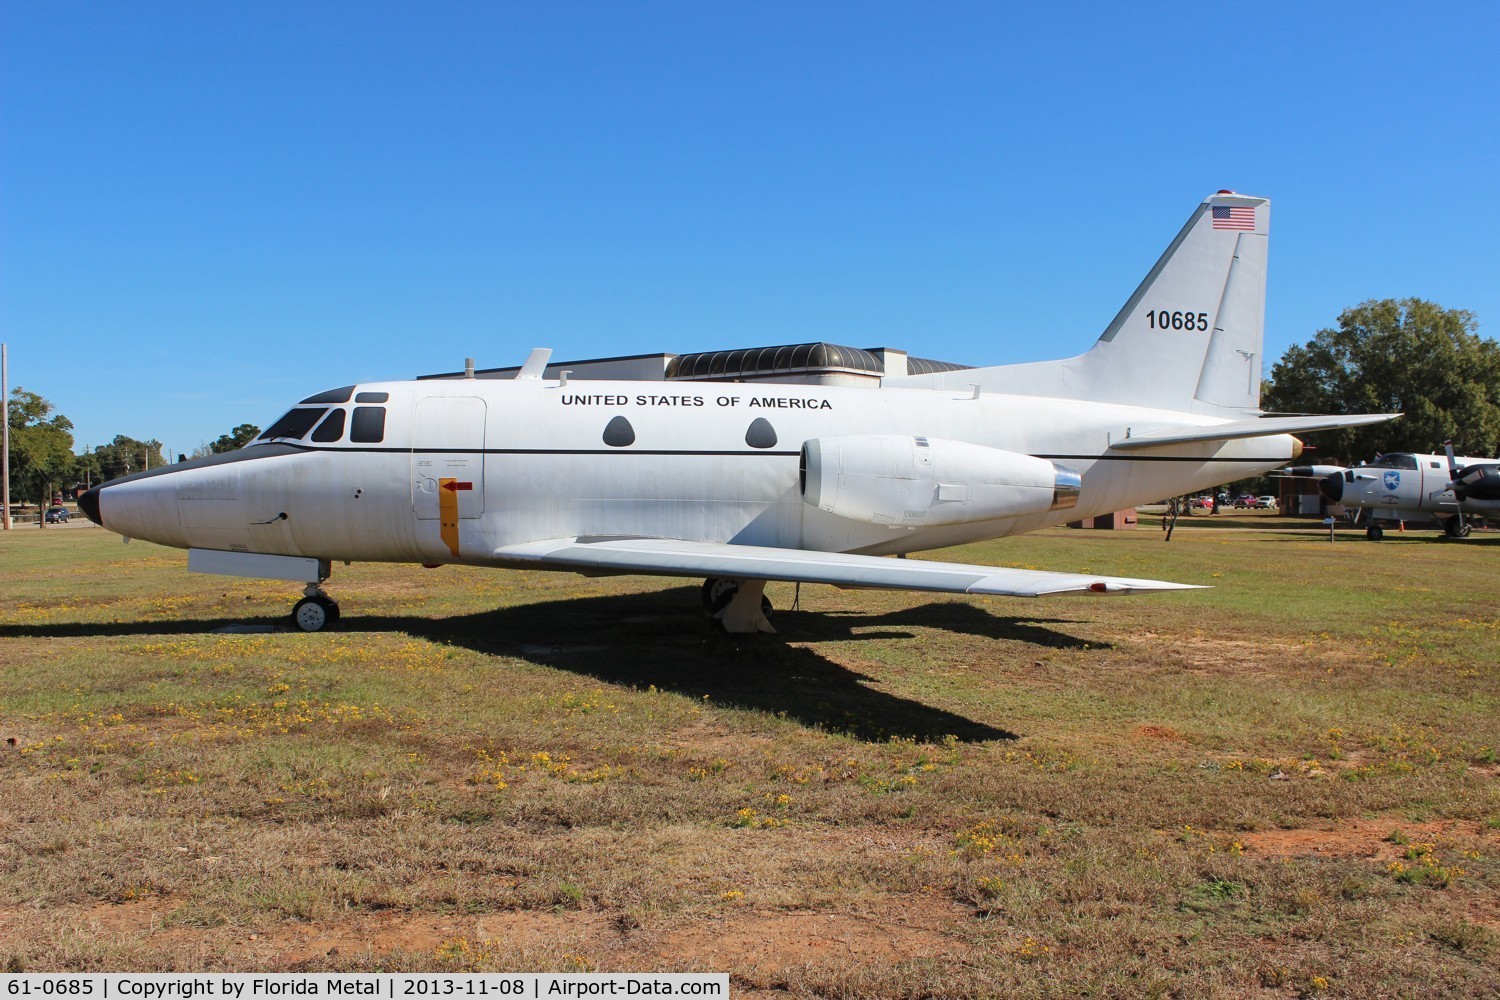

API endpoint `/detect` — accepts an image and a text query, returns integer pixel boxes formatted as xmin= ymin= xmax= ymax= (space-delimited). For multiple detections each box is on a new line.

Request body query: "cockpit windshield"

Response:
xmin=258 ymin=407 xmax=328 ymax=441
xmin=1362 ymin=453 xmax=1418 ymax=470
xmin=255 ymin=387 xmax=389 ymax=444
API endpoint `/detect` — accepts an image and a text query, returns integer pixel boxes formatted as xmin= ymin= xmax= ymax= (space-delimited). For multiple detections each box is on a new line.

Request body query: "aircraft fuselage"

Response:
xmin=90 ymin=377 xmax=1299 ymax=567
xmin=1320 ymin=451 xmax=1500 ymax=535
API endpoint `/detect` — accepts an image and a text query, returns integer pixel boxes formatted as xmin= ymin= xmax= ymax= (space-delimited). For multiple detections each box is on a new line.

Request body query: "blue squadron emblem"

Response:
xmin=1383 ymin=471 xmax=1401 ymax=491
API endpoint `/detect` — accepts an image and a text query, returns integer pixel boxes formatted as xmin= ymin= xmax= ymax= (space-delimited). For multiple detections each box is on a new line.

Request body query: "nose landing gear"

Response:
xmin=291 ymin=583 xmax=341 ymax=632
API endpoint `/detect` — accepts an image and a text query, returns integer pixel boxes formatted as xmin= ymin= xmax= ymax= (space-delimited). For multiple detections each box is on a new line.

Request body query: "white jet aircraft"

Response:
xmin=1303 ymin=449 xmax=1500 ymax=539
xmin=80 ymin=191 xmax=1397 ymax=633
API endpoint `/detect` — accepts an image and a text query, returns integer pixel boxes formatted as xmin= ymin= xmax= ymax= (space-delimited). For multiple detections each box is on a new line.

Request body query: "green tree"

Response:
xmin=210 ymin=423 xmax=261 ymax=454
xmin=7 ymin=388 xmax=76 ymax=514
xmin=70 ymin=449 xmax=103 ymax=490
xmin=91 ymin=435 xmax=166 ymax=482
xmin=1264 ymin=298 xmax=1500 ymax=463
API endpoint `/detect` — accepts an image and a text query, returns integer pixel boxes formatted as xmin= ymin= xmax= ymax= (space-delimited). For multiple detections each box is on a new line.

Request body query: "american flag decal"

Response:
xmin=1212 ymin=205 xmax=1256 ymax=231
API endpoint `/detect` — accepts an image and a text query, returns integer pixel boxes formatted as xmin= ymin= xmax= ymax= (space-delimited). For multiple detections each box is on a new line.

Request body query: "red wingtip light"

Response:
xmin=1217 ymin=189 xmax=1235 ymax=194
xmin=1089 ymin=582 xmax=1109 ymax=593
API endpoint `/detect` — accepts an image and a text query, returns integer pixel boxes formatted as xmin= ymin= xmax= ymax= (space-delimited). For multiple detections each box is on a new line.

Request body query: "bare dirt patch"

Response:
xmin=643 ymin=896 xmax=970 ymax=980
xmin=1240 ymin=818 xmax=1486 ymax=861
xmin=1161 ymin=635 xmax=1316 ymax=675
xmin=0 ymin=897 xmax=969 ymax=975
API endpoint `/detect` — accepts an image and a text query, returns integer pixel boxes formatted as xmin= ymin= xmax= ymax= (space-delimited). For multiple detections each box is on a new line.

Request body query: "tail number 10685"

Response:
xmin=1146 ymin=310 xmax=1210 ymax=331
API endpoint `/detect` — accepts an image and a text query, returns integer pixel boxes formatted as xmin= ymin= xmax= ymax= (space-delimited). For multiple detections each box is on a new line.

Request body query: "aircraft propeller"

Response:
xmin=1443 ymin=441 xmax=1472 ymax=539
xmin=1445 ymin=441 xmax=1500 ymax=504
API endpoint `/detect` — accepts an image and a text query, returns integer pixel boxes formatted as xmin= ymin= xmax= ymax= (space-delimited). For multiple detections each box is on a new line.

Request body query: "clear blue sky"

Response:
xmin=4 ymin=2 xmax=1497 ymax=455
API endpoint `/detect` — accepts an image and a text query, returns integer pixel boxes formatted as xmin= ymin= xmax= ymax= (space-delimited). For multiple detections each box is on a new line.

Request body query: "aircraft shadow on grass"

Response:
xmin=0 ymin=587 xmax=1115 ymax=744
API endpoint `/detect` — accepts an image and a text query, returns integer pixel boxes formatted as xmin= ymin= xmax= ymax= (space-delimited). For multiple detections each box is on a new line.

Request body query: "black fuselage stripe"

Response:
xmin=93 ymin=443 xmax=1290 ymax=492
xmin=393 ymin=448 xmax=1284 ymax=463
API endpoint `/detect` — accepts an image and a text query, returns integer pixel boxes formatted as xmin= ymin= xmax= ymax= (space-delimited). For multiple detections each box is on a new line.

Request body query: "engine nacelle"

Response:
xmin=1455 ymin=464 xmax=1500 ymax=502
xmin=1279 ymin=465 xmax=1347 ymax=479
xmin=799 ymin=435 xmax=1080 ymax=527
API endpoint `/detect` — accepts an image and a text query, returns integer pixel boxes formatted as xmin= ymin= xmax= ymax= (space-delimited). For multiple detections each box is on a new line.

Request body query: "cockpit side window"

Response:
xmin=350 ymin=406 xmax=387 ymax=443
xmin=1368 ymin=454 xmax=1418 ymax=470
xmin=259 ymin=407 xmax=329 ymax=441
xmin=311 ymin=408 xmax=347 ymax=443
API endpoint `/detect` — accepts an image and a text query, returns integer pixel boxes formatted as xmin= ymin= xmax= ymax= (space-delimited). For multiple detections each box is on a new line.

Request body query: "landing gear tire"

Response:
xmin=1445 ymin=518 xmax=1471 ymax=539
xmin=701 ymin=578 xmax=773 ymax=618
xmin=292 ymin=595 xmax=338 ymax=632
xmin=702 ymin=578 xmax=737 ymax=614
xmin=1365 ymin=524 xmax=1384 ymax=541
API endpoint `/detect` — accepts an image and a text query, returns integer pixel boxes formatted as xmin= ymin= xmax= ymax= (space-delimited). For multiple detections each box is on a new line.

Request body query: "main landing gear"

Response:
xmin=1365 ymin=524 xmax=1384 ymax=541
xmin=291 ymin=583 xmax=341 ymax=632
xmin=701 ymin=578 xmax=776 ymax=634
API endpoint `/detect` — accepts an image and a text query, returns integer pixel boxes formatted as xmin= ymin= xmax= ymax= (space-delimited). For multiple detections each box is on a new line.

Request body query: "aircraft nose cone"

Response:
xmin=78 ymin=486 xmax=103 ymax=526
xmin=1319 ymin=473 xmax=1344 ymax=503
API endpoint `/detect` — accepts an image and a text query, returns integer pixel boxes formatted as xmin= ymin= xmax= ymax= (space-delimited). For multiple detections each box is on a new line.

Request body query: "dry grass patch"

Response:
xmin=1 ymin=525 xmax=1497 ymax=994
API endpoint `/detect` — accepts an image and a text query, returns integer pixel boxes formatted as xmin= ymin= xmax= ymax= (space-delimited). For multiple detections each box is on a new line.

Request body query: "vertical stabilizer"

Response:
xmin=886 ymin=192 xmax=1269 ymax=416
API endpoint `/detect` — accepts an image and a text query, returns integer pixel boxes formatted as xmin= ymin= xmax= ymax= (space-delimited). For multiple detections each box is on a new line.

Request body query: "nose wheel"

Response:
xmin=291 ymin=585 xmax=340 ymax=632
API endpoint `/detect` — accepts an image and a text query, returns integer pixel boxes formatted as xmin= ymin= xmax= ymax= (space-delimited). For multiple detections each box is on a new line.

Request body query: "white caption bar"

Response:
xmin=1 ymin=975 xmax=728 ymax=1000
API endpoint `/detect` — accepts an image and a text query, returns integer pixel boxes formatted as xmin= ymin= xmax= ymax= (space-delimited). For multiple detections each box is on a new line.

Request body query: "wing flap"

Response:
xmin=493 ymin=537 xmax=1203 ymax=598
xmin=1110 ymin=413 xmax=1399 ymax=450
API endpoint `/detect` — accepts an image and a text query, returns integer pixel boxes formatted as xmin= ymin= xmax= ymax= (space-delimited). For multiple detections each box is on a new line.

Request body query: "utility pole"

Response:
xmin=2 ymin=342 xmax=10 ymax=530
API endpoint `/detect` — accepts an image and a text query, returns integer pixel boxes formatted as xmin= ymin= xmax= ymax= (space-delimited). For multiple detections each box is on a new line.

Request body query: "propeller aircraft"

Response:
xmin=1296 ymin=445 xmax=1500 ymax=540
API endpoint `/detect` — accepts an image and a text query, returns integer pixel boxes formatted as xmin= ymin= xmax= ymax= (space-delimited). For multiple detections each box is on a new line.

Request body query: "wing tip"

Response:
xmin=1034 ymin=580 xmax=1211 ymax=597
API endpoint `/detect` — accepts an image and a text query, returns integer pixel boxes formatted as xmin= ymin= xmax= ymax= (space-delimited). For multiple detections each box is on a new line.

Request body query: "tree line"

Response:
xmin=1264 ymin=298 xmax=1500 ymax=463
xmin=5 ymin=394 xmax=258 ymax=512
xmin=1211 ymin=298 xmax=1500 ymax=500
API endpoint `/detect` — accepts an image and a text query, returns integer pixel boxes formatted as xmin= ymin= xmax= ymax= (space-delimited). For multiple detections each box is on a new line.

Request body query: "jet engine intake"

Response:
xmin=800 ymin=435 xmax=1080 ymax=527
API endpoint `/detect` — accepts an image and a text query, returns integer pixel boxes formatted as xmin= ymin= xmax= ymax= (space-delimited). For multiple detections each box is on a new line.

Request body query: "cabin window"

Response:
xmin=300 ymin=386 xmax=355 ymax=404
xmin=311 ymin=408 xmax=346 ymax=443
xmin=350 ymin=406 xmax=387 ymax=443
xmin=259 ymin=407 xmax=328 ymax=441
xmin=745 ymin=417 xmax=777 ymax=449
xmin=603 ymin=415 xmax=636 ymax=447
xmin=355 ymin=391 xmax=389 ymax=403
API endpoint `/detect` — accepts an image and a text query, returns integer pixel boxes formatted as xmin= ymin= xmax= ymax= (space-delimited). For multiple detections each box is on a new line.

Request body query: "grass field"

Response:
xmin=1 ymin=520 xmax=1497 ymax=996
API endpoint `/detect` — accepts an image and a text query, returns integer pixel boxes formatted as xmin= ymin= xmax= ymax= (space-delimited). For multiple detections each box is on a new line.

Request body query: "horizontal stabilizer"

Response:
xmin=493 ymin=537 xmax=1204 ymax=598
xmin=1110 ymin=413 xmax=1399 ymax=451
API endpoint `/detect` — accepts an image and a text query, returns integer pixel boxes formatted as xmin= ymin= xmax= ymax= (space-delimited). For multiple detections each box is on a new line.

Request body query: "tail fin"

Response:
xmin=887 ymin=191 xmax=1269 ymax=415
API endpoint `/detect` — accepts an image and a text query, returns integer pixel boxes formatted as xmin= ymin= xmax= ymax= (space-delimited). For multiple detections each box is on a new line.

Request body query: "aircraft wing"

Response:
xmin=1110 ymin=413 xmax=1399 ymax=450
xmin=492 ymin=537 xmax=1203 ymax=597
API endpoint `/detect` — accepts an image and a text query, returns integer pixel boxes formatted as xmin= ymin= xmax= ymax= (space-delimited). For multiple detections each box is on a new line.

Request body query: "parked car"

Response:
xmin=1192 ymin=496 xmax=1214 ymax=509
xmin=1256 ymin=496 xmax=1278 ymax=509
xmin=44 ymin=506 xmax=70 ymax=523
xmin=1233 ymin=494 xmax=1256 ymax=508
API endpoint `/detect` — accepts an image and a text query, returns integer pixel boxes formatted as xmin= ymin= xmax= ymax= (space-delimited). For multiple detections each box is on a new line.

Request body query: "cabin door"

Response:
xmin=412 ymin=398 xmax=487 ymax=556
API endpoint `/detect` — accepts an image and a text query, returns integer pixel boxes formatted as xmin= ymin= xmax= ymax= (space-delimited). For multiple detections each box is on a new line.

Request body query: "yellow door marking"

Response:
xmin=438 ymin=478 xmax=469 ymax=557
